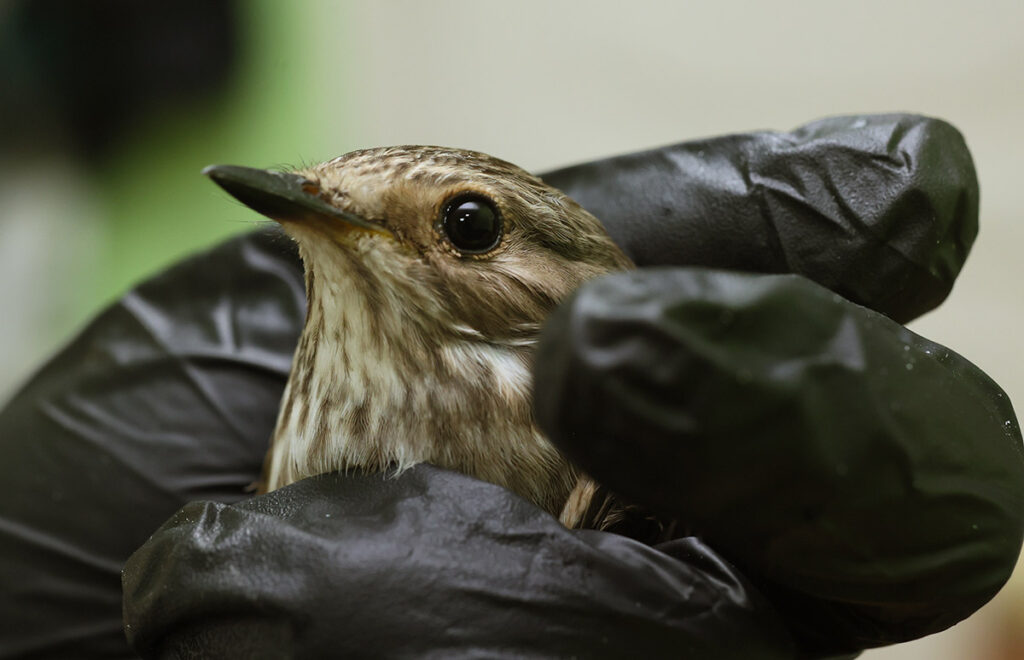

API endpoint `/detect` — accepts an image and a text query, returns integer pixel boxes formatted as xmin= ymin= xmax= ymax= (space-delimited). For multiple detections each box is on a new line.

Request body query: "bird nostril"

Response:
xmin=300 ymin=179 xmax=321 ymax=196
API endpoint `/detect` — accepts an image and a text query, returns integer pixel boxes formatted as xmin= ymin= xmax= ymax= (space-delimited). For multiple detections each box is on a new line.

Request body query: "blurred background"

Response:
xmin=1 ymin=1 xmax=1021 ymax=656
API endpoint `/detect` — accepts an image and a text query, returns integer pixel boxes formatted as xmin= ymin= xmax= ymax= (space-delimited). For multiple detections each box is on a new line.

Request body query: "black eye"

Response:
xmin=441 ymin=194 xmax=501 ymax=254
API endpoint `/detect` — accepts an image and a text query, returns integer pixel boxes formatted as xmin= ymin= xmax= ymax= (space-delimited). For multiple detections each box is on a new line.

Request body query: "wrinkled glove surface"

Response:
xmin=1 ymin=114 xmax=1020 ymax=659
xmin=542 ymin=113 xmax=976 ymax=323
xmin=534 ymin=267 xmax=1023 ymax=656
xmin=124 ymin=467 xmax=795 ymax=659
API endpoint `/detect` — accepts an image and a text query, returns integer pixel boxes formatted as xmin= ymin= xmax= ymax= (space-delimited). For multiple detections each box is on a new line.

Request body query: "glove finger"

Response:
xmin=541 ymin=114 xmax=978 ymax=323
xmin=533 ymin=267 xmax=1024 ymax=652
xmin=123 ymin=466 xmax=796 ymax=660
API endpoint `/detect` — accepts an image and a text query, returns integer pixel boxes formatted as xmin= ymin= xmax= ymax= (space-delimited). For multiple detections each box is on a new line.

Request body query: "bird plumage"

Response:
xmin=211 ymin=146 xmax=633 ymax=521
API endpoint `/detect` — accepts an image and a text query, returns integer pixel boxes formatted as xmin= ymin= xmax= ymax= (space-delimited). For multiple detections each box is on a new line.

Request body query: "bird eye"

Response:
xmin=441 ymin=194 xmax=502 ymax=254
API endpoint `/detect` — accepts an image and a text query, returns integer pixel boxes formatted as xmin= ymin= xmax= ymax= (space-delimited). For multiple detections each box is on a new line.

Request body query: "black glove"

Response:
xmin=542 ymin=113 xmax=974 ymax=324
xmin=123 ymin=467 xmax=797 ymax=659
xmin=0 ymin=230 xmax=304 ymax=659
xmin=534 ymin=114 xmax=1023 ymax=654
xmin=2 ymin=114 xmax=1017 ymax=659
xmin=534 ymin=268 xmax=1023 ymax=656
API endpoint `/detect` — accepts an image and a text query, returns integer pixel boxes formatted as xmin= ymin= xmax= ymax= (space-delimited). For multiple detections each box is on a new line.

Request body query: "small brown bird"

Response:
xmin=205 ymin=146 xmax=633 ymax=524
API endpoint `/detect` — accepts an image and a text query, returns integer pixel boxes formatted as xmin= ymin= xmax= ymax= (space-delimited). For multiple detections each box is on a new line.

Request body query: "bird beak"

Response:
xmin=202 ymin=164 xmax=382 ymax=233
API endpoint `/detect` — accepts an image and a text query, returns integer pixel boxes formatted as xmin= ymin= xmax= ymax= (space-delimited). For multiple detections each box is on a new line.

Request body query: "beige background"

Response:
xmin=2 ymin=1 xmax=1021 ymax=656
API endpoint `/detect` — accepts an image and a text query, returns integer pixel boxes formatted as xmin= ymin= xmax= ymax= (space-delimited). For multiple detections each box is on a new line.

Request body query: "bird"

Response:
xmin=204 ymin=146 xmax=635 ymax=525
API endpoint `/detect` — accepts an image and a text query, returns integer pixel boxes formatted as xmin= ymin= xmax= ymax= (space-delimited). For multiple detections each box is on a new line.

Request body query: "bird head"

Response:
xmin=205 ymin=146 xmax=632 ymax=516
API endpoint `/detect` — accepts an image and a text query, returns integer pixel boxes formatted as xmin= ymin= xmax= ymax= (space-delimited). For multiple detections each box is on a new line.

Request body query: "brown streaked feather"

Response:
xmin=257 ymin=145 xmax=659 ymax=534
xmin=562 ymin=476 xmax=684 ymax=545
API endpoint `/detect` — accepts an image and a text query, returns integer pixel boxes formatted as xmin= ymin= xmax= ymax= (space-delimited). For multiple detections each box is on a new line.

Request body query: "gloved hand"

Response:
xmin=123 ymin=467 xmax=798 ymax=659
xmin=1 ymin=114 xmax=1018 ymax=659
xmin=534 ymin=269 xmax=1023 ymax=656
xmin=535 ymin=114 xmax=1024 ymax=654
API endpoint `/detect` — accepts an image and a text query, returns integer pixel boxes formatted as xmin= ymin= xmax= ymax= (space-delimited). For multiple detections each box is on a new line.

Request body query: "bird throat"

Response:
xmin=261 ymin=240 xmax=578 ymax=517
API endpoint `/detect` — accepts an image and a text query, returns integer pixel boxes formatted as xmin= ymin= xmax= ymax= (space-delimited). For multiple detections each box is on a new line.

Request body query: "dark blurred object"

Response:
xmin=0 ymin=0 xmax=238 ymax=158
xmin=544 ymin=114 xmax=978 ymax=324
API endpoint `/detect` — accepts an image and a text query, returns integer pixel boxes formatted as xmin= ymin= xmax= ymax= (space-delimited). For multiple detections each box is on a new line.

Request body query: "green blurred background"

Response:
xmin=1 ymin=2 xmax=1022 ymax=657
xmin=1 ymin=0 xmax=341 ymax=386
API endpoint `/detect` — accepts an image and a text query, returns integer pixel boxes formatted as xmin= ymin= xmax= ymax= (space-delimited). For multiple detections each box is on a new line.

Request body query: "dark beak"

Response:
xmin=202 ymin=164 xmax=380 ymax=232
